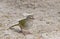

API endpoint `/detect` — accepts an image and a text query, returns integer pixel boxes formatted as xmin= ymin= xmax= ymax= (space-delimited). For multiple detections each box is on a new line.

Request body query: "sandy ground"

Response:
xmin=0 ymin=0 xmax=60 ymax=39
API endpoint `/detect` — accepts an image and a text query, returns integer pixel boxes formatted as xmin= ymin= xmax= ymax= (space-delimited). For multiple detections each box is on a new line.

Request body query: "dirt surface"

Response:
xmin=0 ymin=0 xmax=60 ymax=39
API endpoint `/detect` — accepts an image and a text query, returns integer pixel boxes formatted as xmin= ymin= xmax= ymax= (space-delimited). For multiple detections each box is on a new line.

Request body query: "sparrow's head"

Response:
xmin=26 ymin=15 xmax=34 ymax=20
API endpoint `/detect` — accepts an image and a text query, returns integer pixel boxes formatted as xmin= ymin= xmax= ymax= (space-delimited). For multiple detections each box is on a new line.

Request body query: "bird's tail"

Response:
xmin=7 ymin=24 xmax=19 ymax=30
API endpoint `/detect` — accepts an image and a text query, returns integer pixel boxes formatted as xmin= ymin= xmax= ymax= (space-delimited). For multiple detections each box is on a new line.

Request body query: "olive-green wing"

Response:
xmin=19 ymin=19 xmax=26 ymax=27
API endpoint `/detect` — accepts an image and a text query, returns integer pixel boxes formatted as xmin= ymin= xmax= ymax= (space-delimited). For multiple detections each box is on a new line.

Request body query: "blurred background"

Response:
xmin=0 ymin=0 xmax=60 ymax=39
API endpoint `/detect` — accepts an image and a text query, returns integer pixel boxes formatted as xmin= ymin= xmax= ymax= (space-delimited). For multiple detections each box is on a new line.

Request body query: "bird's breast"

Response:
xmin=24 ymin=20 xmax=33 ymax=29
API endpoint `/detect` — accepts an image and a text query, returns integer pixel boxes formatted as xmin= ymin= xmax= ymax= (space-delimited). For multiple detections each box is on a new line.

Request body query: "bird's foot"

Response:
xmin=21 ymin=30 xmax=32 ymax=35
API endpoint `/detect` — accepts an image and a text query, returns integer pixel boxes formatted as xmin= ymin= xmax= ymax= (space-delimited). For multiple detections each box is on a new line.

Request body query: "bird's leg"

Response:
xmin=21 ymin=29 xmax=26 ymax=36
xmin=21 ymin=29 xmax=32 ymax=36
xmin=19 ymin=26 xmax=26 ymax=35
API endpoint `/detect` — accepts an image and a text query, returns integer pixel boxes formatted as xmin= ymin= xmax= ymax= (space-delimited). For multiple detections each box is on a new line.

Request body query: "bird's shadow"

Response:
xmin=9 ymin=28 xmax=22 ymax=33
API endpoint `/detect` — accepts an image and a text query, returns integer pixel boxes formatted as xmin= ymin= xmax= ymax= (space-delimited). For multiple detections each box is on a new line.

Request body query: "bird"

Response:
xmin=8 ymin=15 xmax=34 ymax=35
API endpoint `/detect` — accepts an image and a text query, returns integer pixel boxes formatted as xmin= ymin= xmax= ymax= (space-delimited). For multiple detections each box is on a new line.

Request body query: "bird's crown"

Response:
xmin=26 ymin=15 xmax=34 ymax=19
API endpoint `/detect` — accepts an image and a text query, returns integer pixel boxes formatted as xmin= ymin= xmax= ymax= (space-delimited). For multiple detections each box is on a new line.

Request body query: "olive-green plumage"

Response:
xmin=8 ymin=15 xmax=34 ymax=35
xmin=19 ymin=19 xmax=26 ymax=28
